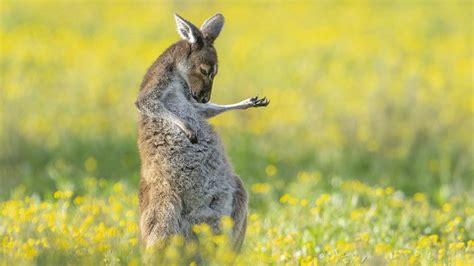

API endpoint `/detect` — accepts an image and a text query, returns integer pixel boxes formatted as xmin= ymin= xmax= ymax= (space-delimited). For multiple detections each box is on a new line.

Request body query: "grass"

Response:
xmin=0 ymin=176 xmax=474 ymax=265
xmin=0 ymin=0 xmax=473 ymax=264
xmin=1 ymin=177 xmax=473 ymax=265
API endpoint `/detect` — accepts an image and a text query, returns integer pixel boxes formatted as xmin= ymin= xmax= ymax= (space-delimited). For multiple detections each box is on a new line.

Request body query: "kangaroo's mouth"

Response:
xmin=192 ymin=92 xmax=210 ymax=103
xmin=200 ymin=95 xmax=210 ymax=103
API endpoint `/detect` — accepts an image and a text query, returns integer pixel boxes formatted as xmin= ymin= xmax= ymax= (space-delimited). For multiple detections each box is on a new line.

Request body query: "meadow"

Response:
xmin=1 ymin=0 xmax=473 ymax=265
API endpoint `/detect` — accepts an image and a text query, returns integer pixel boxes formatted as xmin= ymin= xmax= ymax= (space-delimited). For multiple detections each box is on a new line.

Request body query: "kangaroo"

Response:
xmin=135 ymin=13 xmax=269 ymax=252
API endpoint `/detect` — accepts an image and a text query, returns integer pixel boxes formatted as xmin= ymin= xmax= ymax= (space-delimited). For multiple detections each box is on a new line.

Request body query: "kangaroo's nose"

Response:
xmin=202 ymin=95 xmax=210 ymax=103
xmin=191 ymin=92 xmax=199 ymax=101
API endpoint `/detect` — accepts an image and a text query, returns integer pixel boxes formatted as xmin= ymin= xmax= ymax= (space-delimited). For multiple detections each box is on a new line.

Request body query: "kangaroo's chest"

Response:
xmin=161 ymin=86 xmax=217 ymax=145
xmin=144 ymin=85 xmax=234 ymax=216
xmin=161 ymin=86 xmax=199 ymax=126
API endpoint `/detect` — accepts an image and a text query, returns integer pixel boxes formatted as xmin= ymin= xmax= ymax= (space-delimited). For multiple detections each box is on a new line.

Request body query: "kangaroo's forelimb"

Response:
xmin=194 ymin=96 xmax=269 ymax=118
xmin=136 ymin=91 xmax=198 ymax=143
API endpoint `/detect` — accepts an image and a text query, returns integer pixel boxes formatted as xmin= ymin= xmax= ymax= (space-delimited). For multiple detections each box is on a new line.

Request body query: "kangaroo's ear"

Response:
xmin=200 ymin=13 xmax=224 ymax=44
xmin=174 ymin=13 xmax=202 ymax=44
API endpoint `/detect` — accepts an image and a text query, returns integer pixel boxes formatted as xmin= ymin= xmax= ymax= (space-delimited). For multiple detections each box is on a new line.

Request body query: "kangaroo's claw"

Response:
xmin=251 ymin=96 xmax=270 ymax=107
xmin=187 ymin=131 xmax=198 ymax=144
xmin=183 ymin=123 xmax=198 ymax=144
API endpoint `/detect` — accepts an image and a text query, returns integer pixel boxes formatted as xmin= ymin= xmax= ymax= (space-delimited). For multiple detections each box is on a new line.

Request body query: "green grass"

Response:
xmin=0 ymin=0 xmax=473 ymax=264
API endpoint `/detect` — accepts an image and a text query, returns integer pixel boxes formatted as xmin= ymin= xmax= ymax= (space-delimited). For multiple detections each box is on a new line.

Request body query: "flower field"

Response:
xmin=1 ymin=0 xmax=473 ymax=265
xmin=2 ymin=176 xmax=473 ymax=265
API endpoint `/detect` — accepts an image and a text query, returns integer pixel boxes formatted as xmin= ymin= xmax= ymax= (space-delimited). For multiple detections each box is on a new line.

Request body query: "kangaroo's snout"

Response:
xmin=192 ymin=90 xmax=211 ymax=103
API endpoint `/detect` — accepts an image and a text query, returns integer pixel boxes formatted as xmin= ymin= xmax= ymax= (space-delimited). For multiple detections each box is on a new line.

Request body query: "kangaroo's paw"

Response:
xmin=185 ymin=129 xmax=198 ymax=144
xmin=249 ymin=96 xmax=270 ymax=107
xmin=183 ymin=123 xmax=198 ymax=144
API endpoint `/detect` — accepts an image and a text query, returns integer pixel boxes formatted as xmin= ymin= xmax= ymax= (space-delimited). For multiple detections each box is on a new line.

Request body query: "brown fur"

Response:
xmin=135 ymin=13 xmax=269 ymax=252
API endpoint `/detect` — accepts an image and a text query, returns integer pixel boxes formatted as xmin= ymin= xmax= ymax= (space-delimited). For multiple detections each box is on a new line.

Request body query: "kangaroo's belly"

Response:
xmin=138 ymin=88 xmax=236 ymax=228
xmin=138 ymin=117 xmax=235 ymax=226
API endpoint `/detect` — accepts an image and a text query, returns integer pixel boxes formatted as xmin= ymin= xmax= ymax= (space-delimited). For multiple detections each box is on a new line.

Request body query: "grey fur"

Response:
xmin=200 ymin=13 xmax=224 ymax=44
xmin=136 ymin=13 xmax=269 ymax=252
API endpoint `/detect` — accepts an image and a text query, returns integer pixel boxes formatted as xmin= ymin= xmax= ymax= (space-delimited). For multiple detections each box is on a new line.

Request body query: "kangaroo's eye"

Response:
xmin=200 ymin=67 xmax=208 ymax=76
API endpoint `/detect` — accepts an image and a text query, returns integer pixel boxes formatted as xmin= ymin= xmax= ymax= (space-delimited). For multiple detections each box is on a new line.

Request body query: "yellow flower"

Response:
xmin=84 ymin=157 xmax=98 ymax=172
xmin=315 ymin=194 xmax=331 ymax=206
xmin=438 ymin=248 xmax=445 ymax=259
xmin=467 ymin=240 xmax=474 ymax=248
xmin=280 ymin=193 xmax=291 ymax=203
xmin=310 ymin=207 xmax=320 ymax=215
xmin=300 ymin=255 xmax=316 ymax=266
xmin=442 ymin=203 xmax=452 ymax=212
xmin=351 ymin=208 xmax=366 ymax=221
xmin=220 ymin=216 xmax=234 ymax=231
xmin=212 ymin=235 xmax=226 ymax=245
xmin=417 ymin=236 xmax=432 ymax=248
xmin=22 ymin=243 xmax=38 ymax=258
xmin=336 ymin=240 xmax=355 ymax=252
xmin=374 ymin=243 xmax=391 ymax=254
xmin=192 ymin=223 xmax=211 ymax=235
xmin=251 ymin=183 xmax=271 ymax=194
xmin=297 ymin=171 xmax=322 ymax=183
xmin=357 ymin=232 xmax=370 ymax=242
xmin=280 ymin=193 xmax=297 ymax=205
xmin=375 ymin=188 xmax=384 ymax=197
xmin=300 ymin=198 xmax=309 ymax=207
xmin=53 ymin=191 xmax=73 ymax=199
xmin=265 ymin=164 xmax=278 ymax=177
xmin=74 ymin=196 xmax=85 ymax=205
xmin=113 ymin=182 xmax=124 ymax=193
xmin=413 ymin=192 xmax=427 ymax=202
xmin=249 ymin=213 xmax=259 ymax=222
xmin=323 ymin=244 xmax=332 ymax=252
xmin=408 ymin=255 xmax=418 ymax=264
xmin=327 ymin=254 xmax=339 ymax=263
xmin=385 ymin=187 xmax=394 ymax=195
xmin=170 ymin=235 xmax=184 ymax=247
xmin=448 ymin=242 xmax=464 ymax=251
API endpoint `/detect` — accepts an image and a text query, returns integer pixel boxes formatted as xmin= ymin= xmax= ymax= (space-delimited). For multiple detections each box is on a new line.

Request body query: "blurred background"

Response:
xmin=1 ymin=0 xmax=472 ymax=205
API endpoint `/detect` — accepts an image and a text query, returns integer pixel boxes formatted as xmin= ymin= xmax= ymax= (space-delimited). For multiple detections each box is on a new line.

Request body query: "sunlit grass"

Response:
xmin=1 ymin=177 xmax=473 ymax=265
xmin=1 ymin=1 xmax=472 ymax=197
xmin=1 ymin=0 xmax=473 ymax=264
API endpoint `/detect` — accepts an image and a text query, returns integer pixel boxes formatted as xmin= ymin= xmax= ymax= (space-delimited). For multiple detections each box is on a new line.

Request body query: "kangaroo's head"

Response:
xmin=174 ymin=13 xmax=224 ymax=103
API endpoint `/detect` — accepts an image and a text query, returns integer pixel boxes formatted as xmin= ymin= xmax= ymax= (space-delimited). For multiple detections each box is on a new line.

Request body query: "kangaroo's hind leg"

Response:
xmin=230 ymin=176 xmax=248 ymax=252
xmin=139 ymin=180 xmax=183 ymax=248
